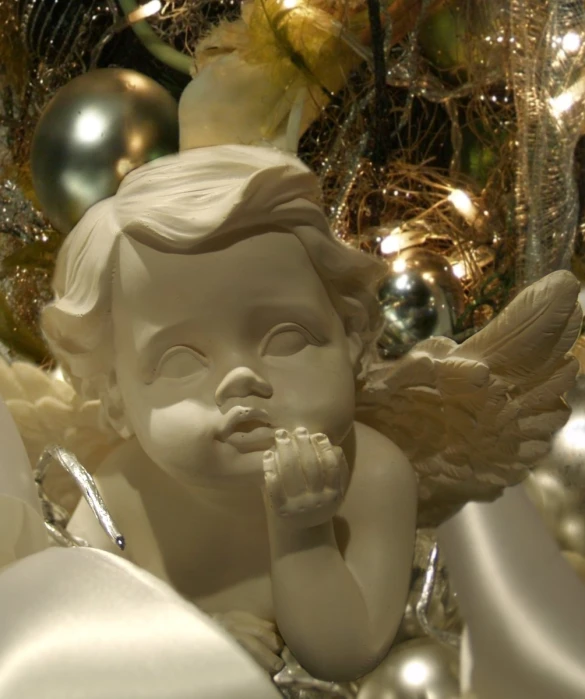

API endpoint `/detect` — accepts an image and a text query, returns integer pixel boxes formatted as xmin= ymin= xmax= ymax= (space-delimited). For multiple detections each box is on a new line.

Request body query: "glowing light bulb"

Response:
xmin=380 ymin=227 xmax=402 ymax=255
xmin=448 ymin=189 xmax=478 ymax=224
xmin=128 ymin=0 xmax=162 ymax=23
xmin=452 ymin=262 xmax=466 ymax=279
xmin=392 ymin=258 xmax=407 ymax=274
xmin=562 ymin=31 xmax=582 ymax=54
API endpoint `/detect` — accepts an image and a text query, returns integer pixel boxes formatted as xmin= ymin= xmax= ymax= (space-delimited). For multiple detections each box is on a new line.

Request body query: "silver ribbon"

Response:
xmin=34 ymin=444 xmax=125 ymax=550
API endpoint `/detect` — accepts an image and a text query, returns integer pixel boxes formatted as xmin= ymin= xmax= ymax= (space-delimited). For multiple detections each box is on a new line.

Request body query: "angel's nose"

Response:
xmin=215 ymin=367 xmax=273 ymax=406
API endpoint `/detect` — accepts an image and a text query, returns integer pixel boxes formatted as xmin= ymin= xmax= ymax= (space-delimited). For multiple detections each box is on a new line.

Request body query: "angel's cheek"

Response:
xmin=124 ymin=398 xmax=218 ymax=478
xmin=124 ymin=398 xmax=267 ymax=486
xmin=268 ymin=359 xmax=356 ymax=445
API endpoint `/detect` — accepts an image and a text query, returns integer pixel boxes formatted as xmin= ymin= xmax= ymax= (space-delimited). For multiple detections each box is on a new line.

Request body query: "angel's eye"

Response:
xmin=154 ymin=346 xmax=208 ymax=381
xmin=262 ymin=324 xmax=321 ymax=357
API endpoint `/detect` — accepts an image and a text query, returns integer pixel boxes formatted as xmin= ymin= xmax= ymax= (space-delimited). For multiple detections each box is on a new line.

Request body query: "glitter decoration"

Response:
xmin=416 ymin=544 xmax=460 ymax=649
xmin=274 ymin=648 xmax=358 ymax=698
xmin=0 ymin=180 xmax=62 ymax=361
xmin=397 ymin=529 xmax=462 ymax=645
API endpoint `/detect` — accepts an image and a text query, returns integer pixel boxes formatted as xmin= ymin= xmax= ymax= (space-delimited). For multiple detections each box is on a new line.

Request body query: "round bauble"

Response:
xmin=524 ymin=469 xmax=579 ymax=529
xmin=31 ymin=68 xmax=179 ymax=233
xmin=557 ymin=512 xmax=585 ymax=557
xmin=526 ymin=375 xmax=585 ymax=555
xmin=378 ymin=249 xmax=465 ymax=358
xmin=537 ymin=375 xmax=585 ymax=487
xmin=358 ymin=638 xmax=460 ymax=699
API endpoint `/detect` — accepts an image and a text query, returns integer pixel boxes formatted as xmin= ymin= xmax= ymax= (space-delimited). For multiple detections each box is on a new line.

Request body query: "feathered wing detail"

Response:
xmin=356 ymin=271 xmax=582 ymax=527
xmin=0 ymin=360 xmax=121 ymax=512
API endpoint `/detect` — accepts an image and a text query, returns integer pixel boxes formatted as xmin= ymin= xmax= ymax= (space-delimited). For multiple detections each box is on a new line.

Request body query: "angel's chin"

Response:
xmin=162 ymin=448 xmax=266 ymax=489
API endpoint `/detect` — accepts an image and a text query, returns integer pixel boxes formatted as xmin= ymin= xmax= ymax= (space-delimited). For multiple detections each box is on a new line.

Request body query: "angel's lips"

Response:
xmin=224 ymin=425 xmax=275 ymax=453
xmin=218 ymin=409 xmax=274 ymax=453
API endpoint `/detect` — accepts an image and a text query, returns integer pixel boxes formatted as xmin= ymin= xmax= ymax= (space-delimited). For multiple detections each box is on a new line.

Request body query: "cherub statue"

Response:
xmin=0 ymin=0 xmax=583 ymax=693
xmin=41 ymin=144 xmax=418 ymax=680
xmin=34 ymin=142 xmax=580 ymax=683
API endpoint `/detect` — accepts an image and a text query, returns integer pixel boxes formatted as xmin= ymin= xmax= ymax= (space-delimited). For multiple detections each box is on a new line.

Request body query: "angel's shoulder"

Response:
xmin=340 ymin=422 xmax=417 ymax=528
xmin=351 ymin=421 xmax=416 ymax=491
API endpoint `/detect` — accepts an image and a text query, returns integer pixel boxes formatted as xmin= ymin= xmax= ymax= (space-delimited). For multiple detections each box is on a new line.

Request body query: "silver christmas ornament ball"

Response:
xmin=378 ymin=249 xmax=465 ymax=358
xmin=526 ymin=375 xmax=585 ymax=557
xmin=357 ymin=638 xmax=460 ymax=699
xmin=537 ymin=375 xmax=585 ymax=488
xmin=31 ymin=68 xmax=179 ymax=233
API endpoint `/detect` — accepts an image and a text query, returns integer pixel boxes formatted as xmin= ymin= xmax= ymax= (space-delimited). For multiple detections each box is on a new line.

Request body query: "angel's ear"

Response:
xmin=102 ymin=371 xmax=134 ymax=439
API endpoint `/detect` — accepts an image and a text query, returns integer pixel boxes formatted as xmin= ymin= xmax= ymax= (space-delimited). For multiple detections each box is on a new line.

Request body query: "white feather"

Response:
xmin=357 ymin=271 xmax=581 ymax=526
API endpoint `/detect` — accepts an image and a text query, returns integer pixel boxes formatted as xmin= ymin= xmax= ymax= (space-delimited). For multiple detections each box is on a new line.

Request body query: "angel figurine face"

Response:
xmin=111 ymin=230 xmax=361 ymax=486
xmin=42 ymin=145 xmax=385 ymax=489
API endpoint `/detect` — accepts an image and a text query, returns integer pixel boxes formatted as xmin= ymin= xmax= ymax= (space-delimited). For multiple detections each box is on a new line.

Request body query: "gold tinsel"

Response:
xmin=0 ymin=2 xmax=33 ymax=192
xmin=0 ymin=4 xmax=29 ymax=96
xmin=0 ymin=2 xmax=73 ymax=362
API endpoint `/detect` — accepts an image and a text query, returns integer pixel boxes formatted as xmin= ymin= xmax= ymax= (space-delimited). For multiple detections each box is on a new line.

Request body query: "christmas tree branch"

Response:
xmin=117 ymin=0 xmax=192 ymax=75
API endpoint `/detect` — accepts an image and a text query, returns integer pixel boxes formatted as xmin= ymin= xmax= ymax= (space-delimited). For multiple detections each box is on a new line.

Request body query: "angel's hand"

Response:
xmin=262 ymin=427 xmax=349 ymax=529
xmin=212 ymin=611 xmax=284 ymax=674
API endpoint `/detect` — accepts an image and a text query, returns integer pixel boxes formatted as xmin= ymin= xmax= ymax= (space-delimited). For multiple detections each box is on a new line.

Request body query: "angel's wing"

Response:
xmin=0 ymin=360 xmax=121 ymax=511
xmin=356 ymin=270 xmax=582 ymax=527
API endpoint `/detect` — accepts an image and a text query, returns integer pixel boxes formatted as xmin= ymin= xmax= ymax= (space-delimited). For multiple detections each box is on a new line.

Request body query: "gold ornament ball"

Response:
xmin=31 ymin=68 xmax=179 ymax=234
xmin=358 ymin=639 xmax=460 ymax=699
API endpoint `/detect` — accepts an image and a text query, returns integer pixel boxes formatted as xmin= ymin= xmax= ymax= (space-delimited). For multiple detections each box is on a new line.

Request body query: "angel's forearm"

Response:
xmin=266 ymin=517 xmax=392 ymax=681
